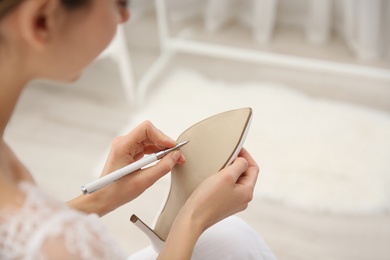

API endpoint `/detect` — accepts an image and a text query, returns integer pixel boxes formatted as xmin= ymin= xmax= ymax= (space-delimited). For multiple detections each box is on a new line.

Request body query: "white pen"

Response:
xmin=81 ymin=140 xmax=189 ymax=195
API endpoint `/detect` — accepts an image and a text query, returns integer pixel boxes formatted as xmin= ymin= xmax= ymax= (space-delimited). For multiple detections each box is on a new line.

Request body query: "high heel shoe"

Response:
xmin=130 ymin=107 xmax=253 ymax=252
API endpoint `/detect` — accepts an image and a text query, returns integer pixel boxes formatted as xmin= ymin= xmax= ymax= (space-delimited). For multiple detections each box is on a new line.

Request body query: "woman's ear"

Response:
xmin=15 ymin=0 xmax=59 ymax=50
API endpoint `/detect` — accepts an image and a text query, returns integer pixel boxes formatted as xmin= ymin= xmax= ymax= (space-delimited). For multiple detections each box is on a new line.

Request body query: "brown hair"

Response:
xmin=0 ymin=0 xmax=90 ymax=20
xmin=0 ymin=0 xmax=23 ymax=20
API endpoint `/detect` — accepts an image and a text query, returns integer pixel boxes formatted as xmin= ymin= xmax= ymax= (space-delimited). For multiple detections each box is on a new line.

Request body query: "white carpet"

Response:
xmin=123 ymin=69 xmax=390 ymax=214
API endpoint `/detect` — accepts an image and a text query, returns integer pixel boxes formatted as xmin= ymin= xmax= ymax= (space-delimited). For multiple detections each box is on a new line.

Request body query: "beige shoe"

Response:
xmin=130 ymin=107 xmax=253 ymax=252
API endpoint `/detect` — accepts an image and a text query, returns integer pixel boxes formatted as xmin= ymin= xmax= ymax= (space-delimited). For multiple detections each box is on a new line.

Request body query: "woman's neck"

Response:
xmin=0 ymin=140 xmax=34 ymax=200
xmin=0 ymin=56 xmax=29 ymax=138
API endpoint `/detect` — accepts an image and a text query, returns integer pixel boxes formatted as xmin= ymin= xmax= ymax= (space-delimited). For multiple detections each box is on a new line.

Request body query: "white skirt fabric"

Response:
xmin=128 ymin=216 xmax=277 ymax=260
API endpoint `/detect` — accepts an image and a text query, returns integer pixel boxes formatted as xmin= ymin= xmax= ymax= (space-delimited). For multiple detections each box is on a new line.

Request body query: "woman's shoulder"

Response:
xmin=0 ymin=178 xmax=26 ymax=213
xmin=0 ymin=142 xmax=35 ymax=210
xmin=0 ymin=181 xmax=74 ymax=239
xmin=0 ymin=182 xmax=127 ymax=259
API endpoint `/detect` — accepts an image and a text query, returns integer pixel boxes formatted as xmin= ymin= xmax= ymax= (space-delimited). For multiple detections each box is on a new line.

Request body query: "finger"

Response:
xmin=142 ymin=143 xmax=168 ymax=154
xmin=236 ymin=148 xmax=259 ymax=188
xmin=238 ymin=148 xmax=259 ymax=176
xmin=131 ymin=143 xmax=164 ymax=160
xmin=224 ymin=156 xmax=249 ymax=183
xmin=136 ymin=150 xmax=184 ymax=186
xmin=238 ymin=148 xmax=258 ymax=170
xmin=125 ymin=121 xmax=176 ymax=151
xmin=236 ymin=164 xmax=259 ymax=188
xmin=133 ymin=140 xmax=188 ymax=161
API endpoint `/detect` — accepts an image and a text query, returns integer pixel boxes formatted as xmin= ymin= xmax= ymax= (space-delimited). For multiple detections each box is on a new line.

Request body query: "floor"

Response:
xmin=4 ymin=11 xmax=390 ymax=260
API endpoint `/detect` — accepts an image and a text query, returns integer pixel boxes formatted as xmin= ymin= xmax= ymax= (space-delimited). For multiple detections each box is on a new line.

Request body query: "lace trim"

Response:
xmin=0 ymin=182 xmax=127 ymax=260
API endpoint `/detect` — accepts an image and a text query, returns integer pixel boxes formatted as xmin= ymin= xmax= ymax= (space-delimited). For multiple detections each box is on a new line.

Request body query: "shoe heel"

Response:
xmin=130 ymin=214 xmax=165 ymax=253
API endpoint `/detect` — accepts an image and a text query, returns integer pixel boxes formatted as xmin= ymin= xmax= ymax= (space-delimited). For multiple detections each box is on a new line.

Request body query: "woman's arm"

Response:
xmin=158 ymin=148 xmax=259 ymax=259
xmin=67 ymin=121 xmax=185 ymax=216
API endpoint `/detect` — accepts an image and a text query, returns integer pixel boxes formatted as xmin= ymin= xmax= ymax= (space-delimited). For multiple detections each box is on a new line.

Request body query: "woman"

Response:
xmin=0 ymin=0 xmax=275 ymax=259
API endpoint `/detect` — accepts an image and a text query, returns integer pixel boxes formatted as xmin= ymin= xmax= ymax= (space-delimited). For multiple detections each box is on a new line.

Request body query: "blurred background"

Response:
xmin=5 ymin=0 xmax=390 ymax=259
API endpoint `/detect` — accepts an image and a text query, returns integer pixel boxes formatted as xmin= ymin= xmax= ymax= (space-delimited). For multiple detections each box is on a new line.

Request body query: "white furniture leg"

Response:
xmin=204 ymin=0 xmax=235 ymax=33
xmin=355 ymin=0 xmax=382 ymax=60
xmin=306 ymin=0 xmax=332 ymax=44
xmin=98 ymin=25 xmax=136 ymax=105
xmin=252 ymin=0 xmax=278 ymax=44
xmin=340 ymin=0 xmax=355 ymax=45
xmin=384 ymin=1 xmax=390 ymax=61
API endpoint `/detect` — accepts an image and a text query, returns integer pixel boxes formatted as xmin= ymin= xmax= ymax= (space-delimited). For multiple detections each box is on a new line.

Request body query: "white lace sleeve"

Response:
xmin=0 ymin=182 xmax=127 ymax=260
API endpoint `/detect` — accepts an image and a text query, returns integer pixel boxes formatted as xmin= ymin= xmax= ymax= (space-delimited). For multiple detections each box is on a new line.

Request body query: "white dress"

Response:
xmin=0 ymin=182 xmax=277 ymax=260
xmin=0 ymin=182 xmax=127 ymax=260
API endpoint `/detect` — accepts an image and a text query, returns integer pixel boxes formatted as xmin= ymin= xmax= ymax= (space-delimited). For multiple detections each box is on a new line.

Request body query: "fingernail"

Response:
xmin=172 ymin=151 xmax=180 ymax=161
xmin=167 ymin=136 xmax=175 ymax=143
xmin=167 ymin=139 xmax=176 ymax=146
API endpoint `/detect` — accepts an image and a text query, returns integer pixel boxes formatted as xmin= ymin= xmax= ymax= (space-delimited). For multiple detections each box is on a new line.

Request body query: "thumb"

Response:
xmin=225 ymin=157 xmax=249 ymax=181
xmin=140 ymin=150 xmax=184 ymax=183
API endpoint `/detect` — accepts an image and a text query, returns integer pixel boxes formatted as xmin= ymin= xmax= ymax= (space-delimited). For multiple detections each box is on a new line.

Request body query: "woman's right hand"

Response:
xmin=184 ymin=148 xmax=259 ymax=232
xmin=158 ymin=148 xmax=259 ymax=259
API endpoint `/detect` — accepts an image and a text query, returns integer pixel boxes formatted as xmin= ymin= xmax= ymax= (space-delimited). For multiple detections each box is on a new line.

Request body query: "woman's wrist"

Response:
xmin=67 ymin=192 xmax=110 ymax=217
xmin=158 ymin=205 xmax=204 ymax=259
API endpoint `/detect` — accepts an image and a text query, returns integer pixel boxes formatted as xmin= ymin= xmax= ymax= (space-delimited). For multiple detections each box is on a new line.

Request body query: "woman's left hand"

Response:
xmin=68 ymin=121 xmax=185 ymax=216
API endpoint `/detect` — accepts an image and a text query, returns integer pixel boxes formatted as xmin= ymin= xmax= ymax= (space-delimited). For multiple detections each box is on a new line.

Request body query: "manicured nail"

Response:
xmin=172 ymin=151 xmax=181 ymax=161
xmin=167 ymin=137 xmax=176 ymax=144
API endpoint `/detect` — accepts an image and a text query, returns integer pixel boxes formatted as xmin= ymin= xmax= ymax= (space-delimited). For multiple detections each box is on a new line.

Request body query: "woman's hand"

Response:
xmin=68 ymin=121 xmax=185 ymax=216
xmin=186 ymin=148 xmax=259 ymax=231
xmin=158 ymin=148 xmax=259 ymax=259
